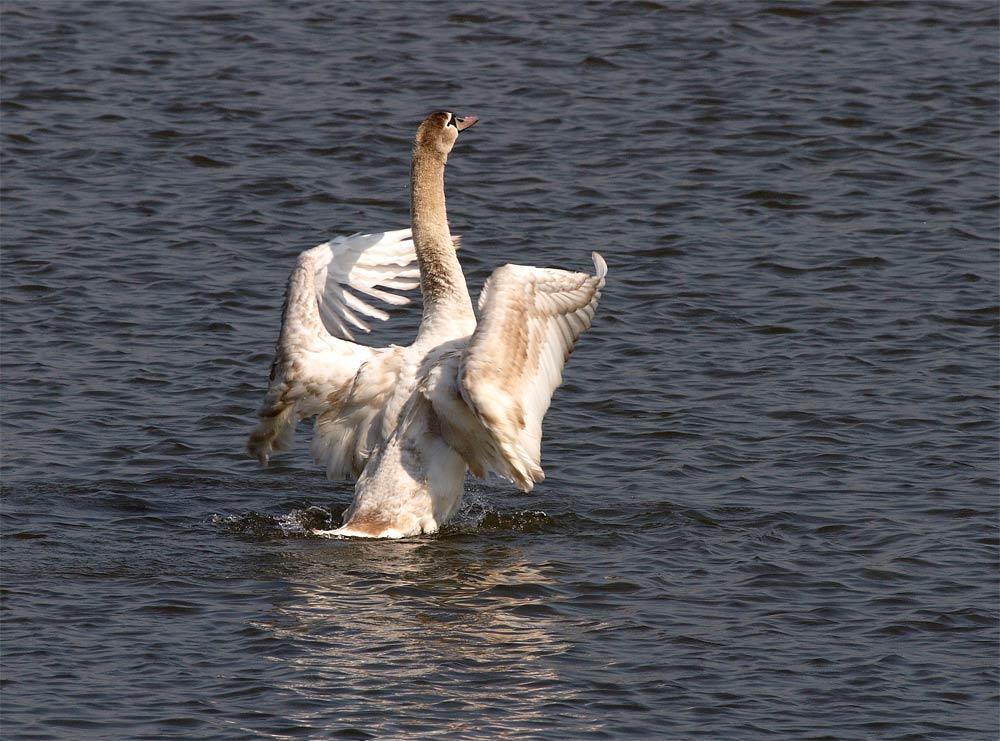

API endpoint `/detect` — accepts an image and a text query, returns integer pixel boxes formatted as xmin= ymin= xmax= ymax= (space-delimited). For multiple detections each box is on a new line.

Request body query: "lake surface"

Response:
xmin=2 ymin=1 xmax=997 ymax=738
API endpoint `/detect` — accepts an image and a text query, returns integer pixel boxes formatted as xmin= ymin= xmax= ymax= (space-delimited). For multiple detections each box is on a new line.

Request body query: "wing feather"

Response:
xmin=247 ymin=229 xmax=419 ymax=471
xmin=430 ymin=252 xmax=606 ymax=490
xmin=311 ymin=228 xmax=419 ymax=340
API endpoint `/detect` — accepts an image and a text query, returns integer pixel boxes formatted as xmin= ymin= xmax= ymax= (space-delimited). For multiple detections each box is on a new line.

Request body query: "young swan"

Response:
xmin=248 ymin=111 xmax=607 ymax=537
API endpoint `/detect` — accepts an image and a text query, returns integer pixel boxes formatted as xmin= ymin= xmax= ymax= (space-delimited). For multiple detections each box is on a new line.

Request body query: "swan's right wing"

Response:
xmin=425 ymin=253 xmax=607 ymax=491
xmin=246 ymin=230 xmax=418 ymax=471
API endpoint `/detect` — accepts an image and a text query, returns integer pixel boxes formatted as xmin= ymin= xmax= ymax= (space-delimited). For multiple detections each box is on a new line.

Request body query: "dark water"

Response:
xmin=2 ymin=1 xmax=998 ymax=738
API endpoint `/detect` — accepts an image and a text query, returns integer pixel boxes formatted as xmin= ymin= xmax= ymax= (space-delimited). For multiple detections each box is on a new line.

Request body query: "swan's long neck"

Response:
xmin=410 ymin=147 xmax=475 ymax=342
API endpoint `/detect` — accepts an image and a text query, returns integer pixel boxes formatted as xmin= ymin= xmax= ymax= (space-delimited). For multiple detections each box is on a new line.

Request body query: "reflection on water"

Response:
xmin=255 ymin=539 xmax=571 ymax=734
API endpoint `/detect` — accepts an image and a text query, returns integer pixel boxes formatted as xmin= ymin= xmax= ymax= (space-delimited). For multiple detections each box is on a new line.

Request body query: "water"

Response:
xmin=2 ymin=1 xmax=997 ymax=738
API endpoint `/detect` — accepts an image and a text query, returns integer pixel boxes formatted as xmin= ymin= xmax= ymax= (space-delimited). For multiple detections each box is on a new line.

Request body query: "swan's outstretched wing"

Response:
xmin=424 ymin=252 xmax=607 ymax=490
xmin=312 ymin=229 xmax=421 ymax=341
xmin=247 ymin=229 xmax=418 ymax=468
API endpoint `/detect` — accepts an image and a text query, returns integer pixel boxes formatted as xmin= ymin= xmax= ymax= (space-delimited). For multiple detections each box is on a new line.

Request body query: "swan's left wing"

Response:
xmin=424 ymin=253 xmax=607 ymax=491
xmin=312 ymin=229 xmax=421 ymax=341
xmin=247 ymin=229 xmax=418 ymax=468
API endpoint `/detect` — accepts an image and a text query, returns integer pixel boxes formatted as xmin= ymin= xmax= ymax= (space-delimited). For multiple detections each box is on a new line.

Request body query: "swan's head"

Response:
xmin=415 ymin=111 xmax=478 ymax=158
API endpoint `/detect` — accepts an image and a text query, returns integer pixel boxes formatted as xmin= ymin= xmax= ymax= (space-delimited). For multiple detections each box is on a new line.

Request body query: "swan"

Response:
xmin=247 ymin=111 xmax=607 ymax=538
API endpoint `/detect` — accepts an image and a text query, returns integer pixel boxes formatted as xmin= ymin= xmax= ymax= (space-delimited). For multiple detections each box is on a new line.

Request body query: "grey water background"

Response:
xmin=2 ymin=0 xmax=997 ymax=738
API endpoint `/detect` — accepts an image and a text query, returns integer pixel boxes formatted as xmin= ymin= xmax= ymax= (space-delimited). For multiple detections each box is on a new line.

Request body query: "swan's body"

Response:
xmin=247 ymin=112 xmax=606 ymax=538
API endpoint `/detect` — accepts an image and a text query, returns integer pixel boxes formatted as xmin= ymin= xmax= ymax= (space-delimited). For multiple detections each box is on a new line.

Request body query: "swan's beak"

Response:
xmin=455 ymin=116 xmax=478 ymax=131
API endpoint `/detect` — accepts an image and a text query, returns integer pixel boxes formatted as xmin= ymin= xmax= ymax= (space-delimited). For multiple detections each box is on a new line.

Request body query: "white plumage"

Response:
xmin=248 ymin=112 xmax=606 ymax=537
xmin=246 ymin=229 xmax=419 ymax=472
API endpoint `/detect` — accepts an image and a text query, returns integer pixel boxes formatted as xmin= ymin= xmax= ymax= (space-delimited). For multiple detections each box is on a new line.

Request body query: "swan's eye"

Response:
xmin=447 ymin=113 xmax=457 ymax=129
